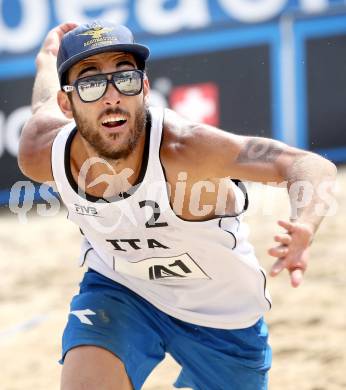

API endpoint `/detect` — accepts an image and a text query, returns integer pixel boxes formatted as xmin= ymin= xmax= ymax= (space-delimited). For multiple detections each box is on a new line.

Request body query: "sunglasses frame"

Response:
xmin=62 ymin=69 xmax=144 ymax=103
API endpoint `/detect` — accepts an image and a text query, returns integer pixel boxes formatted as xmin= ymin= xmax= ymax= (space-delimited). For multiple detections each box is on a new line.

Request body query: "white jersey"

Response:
xmin=51 ymin=106 xmax=271 ymax=329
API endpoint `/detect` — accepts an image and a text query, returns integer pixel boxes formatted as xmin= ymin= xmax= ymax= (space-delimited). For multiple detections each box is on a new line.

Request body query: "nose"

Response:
xmin=102 ymin=79 xmax=121 ymax=105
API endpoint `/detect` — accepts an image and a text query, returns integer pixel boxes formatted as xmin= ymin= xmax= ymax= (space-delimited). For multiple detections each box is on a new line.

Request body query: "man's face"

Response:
xmin=66 ymin=52 xmax=149 ymax=160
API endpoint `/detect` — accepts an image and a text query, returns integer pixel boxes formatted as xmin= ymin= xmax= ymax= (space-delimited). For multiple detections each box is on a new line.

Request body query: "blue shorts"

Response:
xmin=61 ymin=269 xmax=272 ymax=390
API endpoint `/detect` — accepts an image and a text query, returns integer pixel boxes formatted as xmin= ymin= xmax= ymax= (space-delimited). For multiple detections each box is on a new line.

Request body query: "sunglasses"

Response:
xmin=62 ymin=69 xmax=144 ymax=103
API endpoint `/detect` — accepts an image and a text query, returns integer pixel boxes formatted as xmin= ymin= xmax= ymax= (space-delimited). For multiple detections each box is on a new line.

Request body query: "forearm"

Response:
xmin=286 ymin=153 xmax=337 ymax=234
xmin=32 ymin=51 xmax=62 ymax=115
xmin=30 ymin=21 xmax=77 ymax=118
xmin=20 ymin=51 xmax=69 ymax=153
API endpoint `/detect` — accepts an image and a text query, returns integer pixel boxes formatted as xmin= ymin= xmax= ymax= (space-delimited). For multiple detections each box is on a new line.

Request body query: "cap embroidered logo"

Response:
xmin=77 ymin=26 xmax=114 ymax=40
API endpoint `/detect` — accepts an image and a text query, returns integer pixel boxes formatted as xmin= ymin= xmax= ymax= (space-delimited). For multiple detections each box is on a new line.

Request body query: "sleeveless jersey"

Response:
xmin=51 ymin=106 xmax=271 ymax=329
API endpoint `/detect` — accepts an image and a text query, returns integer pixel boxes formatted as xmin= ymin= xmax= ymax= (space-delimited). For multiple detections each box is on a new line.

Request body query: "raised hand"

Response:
xmin=39 ymin=22 xmax=78 ymax=57
xmin=268 ymin=220 xmax=313 ymax=288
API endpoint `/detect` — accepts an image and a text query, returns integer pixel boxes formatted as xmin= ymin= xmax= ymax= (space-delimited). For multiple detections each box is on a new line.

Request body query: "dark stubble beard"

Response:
xmin=72 ymin=102 xmax=148 ymax=160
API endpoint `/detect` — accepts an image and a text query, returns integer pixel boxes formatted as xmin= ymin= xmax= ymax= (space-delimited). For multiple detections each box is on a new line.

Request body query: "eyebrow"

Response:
xmin=75 ymin=58 xmax=137 ymax=79
xmin=76 ymin=66 xmax=98 ymax=79
xmin=117 ymin=60 xmax=136 ymax=68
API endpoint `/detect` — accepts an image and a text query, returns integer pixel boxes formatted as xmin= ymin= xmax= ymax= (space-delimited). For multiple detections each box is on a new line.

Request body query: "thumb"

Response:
xmin=290 ymin=268 xmax=304 ymax=288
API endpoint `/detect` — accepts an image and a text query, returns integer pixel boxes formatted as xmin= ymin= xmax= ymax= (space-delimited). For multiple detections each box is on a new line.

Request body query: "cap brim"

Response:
xmin=58 ymin=43 xmax=150 ymax=84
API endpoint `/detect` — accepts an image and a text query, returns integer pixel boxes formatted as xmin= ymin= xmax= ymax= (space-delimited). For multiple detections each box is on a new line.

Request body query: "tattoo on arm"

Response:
xmin=236 ymin=138 xmax=284 ymax=163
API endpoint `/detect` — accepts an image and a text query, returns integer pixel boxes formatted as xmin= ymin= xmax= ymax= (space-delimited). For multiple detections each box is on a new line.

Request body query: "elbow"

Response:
xmin=308 ymin=151 xmax=337 ymax=178
xmin=18 ymin=121 xmax=41 ymax=176
xmin=17 ymin=116 xmax=58 ymax=182
xmin=286 ymin=151 xmax=338 ymax=182
xmin=17 ymin=147 xmax=53 ymax=184
xmin=324 ymin=156 xmax=337 ymax=176
xmin=325 ymin=160 xmax=337 ymax=178
xmin=17 ymin=145 xmax=38 ymax=179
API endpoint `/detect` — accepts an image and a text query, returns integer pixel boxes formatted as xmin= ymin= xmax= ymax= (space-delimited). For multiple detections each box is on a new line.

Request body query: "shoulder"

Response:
xmin=161 ymin=109 xmax=242 ymax=176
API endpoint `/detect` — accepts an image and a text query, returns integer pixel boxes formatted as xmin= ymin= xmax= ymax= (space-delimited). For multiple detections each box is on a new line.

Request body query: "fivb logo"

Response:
xmin=74 ymin=203 xmax=100 ymax=217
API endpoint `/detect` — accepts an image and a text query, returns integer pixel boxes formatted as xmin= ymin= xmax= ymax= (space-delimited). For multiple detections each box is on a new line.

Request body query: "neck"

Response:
xmin=71 ymin=127 xmax=147 ymax=198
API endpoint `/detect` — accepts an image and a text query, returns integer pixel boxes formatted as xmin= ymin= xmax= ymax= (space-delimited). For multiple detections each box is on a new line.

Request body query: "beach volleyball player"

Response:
xmin=18 ymin=21 xmax=336 ymax=390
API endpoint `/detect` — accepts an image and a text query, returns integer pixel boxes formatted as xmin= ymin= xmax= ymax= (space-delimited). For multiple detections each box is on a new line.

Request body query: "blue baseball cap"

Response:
xmin=57 ymin=21 xmax=150 ymax=86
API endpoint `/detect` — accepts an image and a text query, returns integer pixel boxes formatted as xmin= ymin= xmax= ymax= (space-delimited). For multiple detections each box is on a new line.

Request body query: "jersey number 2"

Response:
xmin=139 ymin=200 xmax=168 ymax=228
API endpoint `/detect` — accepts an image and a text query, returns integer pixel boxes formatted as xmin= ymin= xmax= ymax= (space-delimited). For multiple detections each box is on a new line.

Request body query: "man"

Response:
xmin=18 ymin=21 xmax=336 ymax=390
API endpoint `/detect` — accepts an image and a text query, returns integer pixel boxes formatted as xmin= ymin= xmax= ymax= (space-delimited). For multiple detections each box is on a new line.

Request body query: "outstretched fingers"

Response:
xmin=269 ymin=257 xmax=287 ymax=277
xmin=277 ymin=219 xmax=295 ymax=231
xmin=268 ymin=245 xmax=289 ymax=258
xmin=274 ymin=233 xmax=292 ymax=246
xmin=269 ymin=257 xmax=305 ymax=287
xmin=269 ymin=219 xmax=311 ymax=287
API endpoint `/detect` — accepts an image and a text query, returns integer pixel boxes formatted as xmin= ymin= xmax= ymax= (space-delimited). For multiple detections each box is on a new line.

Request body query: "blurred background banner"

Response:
xmin=1 ymin=0 xmax=346 ymax=206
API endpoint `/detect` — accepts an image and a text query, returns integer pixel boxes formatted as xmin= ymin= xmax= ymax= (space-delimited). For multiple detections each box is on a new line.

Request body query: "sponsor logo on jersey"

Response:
xmin=74 ymin=204 xmax=101 ymax=217
xmin=112 ymin=253 xmax=210 ymax=281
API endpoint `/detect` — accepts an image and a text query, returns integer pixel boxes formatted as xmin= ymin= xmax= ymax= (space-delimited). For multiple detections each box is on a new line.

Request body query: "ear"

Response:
xmin=143 ymin=75 xmax=150 ymax=104
xmin=57 ymin=90 xmax=74 ymax=119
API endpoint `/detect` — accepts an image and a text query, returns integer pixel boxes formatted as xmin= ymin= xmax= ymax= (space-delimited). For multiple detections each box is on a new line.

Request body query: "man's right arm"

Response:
xmin=18 ymin=23 xmax=77 ymax=183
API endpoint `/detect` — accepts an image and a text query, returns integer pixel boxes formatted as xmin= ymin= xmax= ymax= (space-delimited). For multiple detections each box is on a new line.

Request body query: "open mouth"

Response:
xmin=102 ymin=116 xmax=127 ymax=129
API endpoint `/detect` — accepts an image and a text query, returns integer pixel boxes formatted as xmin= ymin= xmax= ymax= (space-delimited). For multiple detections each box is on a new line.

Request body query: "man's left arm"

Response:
xmin=189 ymin=125 xmax=337 ymax=287
xmin=272 ymin=152 xmax=337 ymax=287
